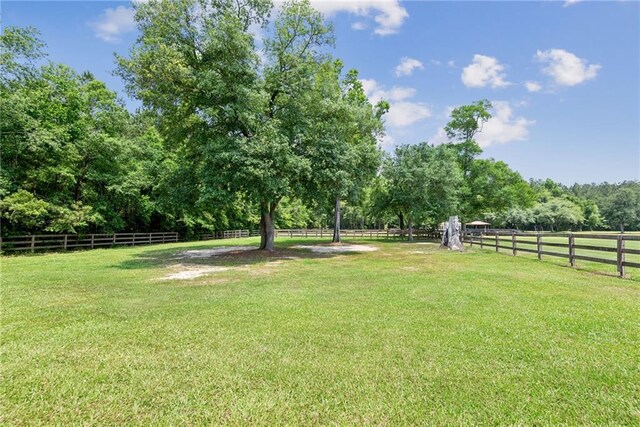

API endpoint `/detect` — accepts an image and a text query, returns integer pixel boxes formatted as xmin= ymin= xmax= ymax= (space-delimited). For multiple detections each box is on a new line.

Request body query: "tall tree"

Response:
xmin=464 ymin=159 xmax=536 ymax=220
xmin=444 ymin=99 xmax=492 ymax=178
xmin=302 ymin=62 xmax=387 ymax=243
xmin=383 ymin=143 xmax=462 ymax=241
xmin=118 ymin=0 xmax=338 ymax=250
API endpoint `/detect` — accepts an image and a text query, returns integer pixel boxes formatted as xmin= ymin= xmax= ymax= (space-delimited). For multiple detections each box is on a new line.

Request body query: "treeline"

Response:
xmin=1 ymin=1 xmax=638 ymax=245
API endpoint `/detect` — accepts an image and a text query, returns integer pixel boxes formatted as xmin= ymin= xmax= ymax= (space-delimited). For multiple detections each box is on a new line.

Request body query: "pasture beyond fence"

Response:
xmin=464 ymin=232 xmax=640 ymax=277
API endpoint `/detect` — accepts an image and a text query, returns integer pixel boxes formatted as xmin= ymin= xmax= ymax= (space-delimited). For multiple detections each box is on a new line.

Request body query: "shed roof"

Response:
xmin=466 ymin=220 xmax=491 ymax=226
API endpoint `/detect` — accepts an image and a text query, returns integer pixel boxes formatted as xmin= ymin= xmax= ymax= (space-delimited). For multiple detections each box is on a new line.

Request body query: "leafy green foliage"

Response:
xmin=1 ymin=23 xmax=637 ymax=237
xmin=381 ymin=143 xmax=462 ymax=237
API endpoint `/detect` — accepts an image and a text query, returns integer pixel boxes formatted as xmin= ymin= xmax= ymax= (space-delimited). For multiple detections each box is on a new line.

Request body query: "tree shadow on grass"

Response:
xmin=112 ymin=239 xmax=368 ymax=271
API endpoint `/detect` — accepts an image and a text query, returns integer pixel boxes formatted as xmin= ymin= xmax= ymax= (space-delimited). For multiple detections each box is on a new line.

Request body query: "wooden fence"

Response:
xmin=274 ymin=228 xmax=442 ymax=239
xmin=0 ymin=232 xmax=179 ymax=253
xmin=198 ymin=230 xmax=260 ymax=240
xmin=464 ymin=232 xmax=640 ymax=277
xmin=1 ymin=228 xmax=444 ymax=254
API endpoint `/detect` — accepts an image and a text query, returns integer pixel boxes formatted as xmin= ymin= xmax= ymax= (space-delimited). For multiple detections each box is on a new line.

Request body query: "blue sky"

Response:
xmin=3 ymin=0 xmax=639 ymax=184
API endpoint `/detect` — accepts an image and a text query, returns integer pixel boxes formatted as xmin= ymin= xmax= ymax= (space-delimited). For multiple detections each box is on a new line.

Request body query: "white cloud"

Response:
xmin=563 ymin=0 xmax=582 ymax=7
xmin=475 ymin=101 xmax=535 ymax=148
xmin=351 ymin=21 xmax=367 ymax=30
xmin=361 ymin=78 xmax=431 ymax=128
xmin=387 ymin=102 xmax=432 ymax=127
xmin=88 ymin=5 xmax=136 ymax=43
xmin=525 ymin=81 xmax=542 ymax=92
xmin=461 ymin=54 xmax=510 ymax=88
xmin=309 ymin=0 xmax=408 ymax=35
xmin=395 ymin=57 xmax=424 ymax=77
xmin=447 ymin=60 xmax=456 ymax=68
xmin=360 ymin=78 xmax=414 ymax=103
xmin=535 ymin=48 xmax=601 ymax=86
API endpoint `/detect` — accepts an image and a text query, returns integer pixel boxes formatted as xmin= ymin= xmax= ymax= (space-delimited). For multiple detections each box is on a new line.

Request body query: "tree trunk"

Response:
xmin=259 ymin=201 xmax=277 ymax=251
xmin=407 ymin=213 xmax=414 ymax=242
xmin=332 ymin=196 xmax=341 ymax=243
xmin=398 ymin=212 xmax=404 ymax=230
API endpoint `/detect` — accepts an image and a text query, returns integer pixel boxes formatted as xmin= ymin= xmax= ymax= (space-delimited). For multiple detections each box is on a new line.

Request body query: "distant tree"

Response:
xmin=532 ymin=197 xmax=584 ymax=232
xmin=603 ymin=187 xmax=640 ymax=232
xmin=464 ymin=159 xmax=536 ymax=221
xmin=383 ymin=143 xmax=462 ymax=241
xmin=444 ymin=99 xmax=492 ymax=177
xmin=302 ymin=62 xmax=387 ymax=242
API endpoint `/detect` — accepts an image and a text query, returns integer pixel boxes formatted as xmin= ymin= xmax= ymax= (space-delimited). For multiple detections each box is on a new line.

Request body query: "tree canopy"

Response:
xmin=1 ymin=20 xmax=638 ymax=240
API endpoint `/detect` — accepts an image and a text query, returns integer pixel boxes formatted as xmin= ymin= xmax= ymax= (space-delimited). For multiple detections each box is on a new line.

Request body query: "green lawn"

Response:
xmin=2 ymin=238 xmax=639 ymax=425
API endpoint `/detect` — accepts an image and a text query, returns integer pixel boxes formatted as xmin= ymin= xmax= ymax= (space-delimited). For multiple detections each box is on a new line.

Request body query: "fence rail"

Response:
xmin=198 ymin=230 xmax=260 ymax=240
xmin=1 ymin=228 xmax=442 ymax=254
xmin=464 ymin=231 xmax=639 ymax=277
xmin=274 ymin=228 xmax=442 ymax=239
xmin=1 ymin=232 xmax=179 ymax=253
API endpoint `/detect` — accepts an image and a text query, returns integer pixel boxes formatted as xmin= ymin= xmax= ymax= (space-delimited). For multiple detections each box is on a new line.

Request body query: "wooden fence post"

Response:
xmin=320 ymin=228 xmax=323 ymax=238
xmin=569 ymin=234 xmax=575 ymax=267
xmin=31 ymin=235 xmax=36 ymax=253
xmin=91 ymin=234 xmax=95 ymax=249
xmin=617 ymin=235 xmax=625 ymax=277
xmin=112 ymin=233 xmax=116 ymax=246
xmin=495 ymin=234 xmax=499 ymax=252
xmin=63 ymin=234 xmax=68 ymax=250
xmin=512 ymin=233 xmax=517 ymax=256
xmin=537 ymin=233 xmax=542 ymax=260
xmin=149 ymin=233 xmax=152 ymax=244
xmin=480 ymin=234 xmax=484 ymax=249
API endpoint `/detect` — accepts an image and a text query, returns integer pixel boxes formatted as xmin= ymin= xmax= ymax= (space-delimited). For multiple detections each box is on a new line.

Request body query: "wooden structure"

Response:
xmin=464 ymin=231 xmax=639 ymax=277
xmin=0 ymin=232 xmax=179 ymax=253
xmin=465 ymin=220 xmax=490 ymax=232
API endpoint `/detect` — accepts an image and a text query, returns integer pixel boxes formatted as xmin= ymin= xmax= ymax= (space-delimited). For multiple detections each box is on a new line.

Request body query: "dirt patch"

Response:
xmin=174 ymin=246 xmax=255 ymax=259
xmin=292 ymin=244 xmax=379 ymax=254
xmin=163 ymin=265 xmax=231 ymax=280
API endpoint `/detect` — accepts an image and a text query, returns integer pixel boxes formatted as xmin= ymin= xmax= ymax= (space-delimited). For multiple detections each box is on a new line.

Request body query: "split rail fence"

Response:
xmin=0 ymin=232 xmax=179 ymax=253
xmin=464 ymin=232 xmax=640 ymax=277
xmin=274 ymin=228 xmax=442 ymax=239
xmin=1 ymin=228 xmax=441 ymax=253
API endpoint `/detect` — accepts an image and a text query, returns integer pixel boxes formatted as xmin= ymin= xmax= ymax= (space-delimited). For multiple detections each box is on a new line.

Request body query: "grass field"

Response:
xmin=2 ymin=238 xmax=639 ymax=425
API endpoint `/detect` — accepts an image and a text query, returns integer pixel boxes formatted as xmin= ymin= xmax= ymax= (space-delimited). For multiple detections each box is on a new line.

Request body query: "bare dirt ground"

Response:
xmin=291 ymin=244 xmax=379 ymax=253
xmin=173 ymin=246 xmax=256 ymax=259
xmin=162 ymin=243 xmax=380 ymax=280
xmin=163 ymin=266 xmax=231 ymax=280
